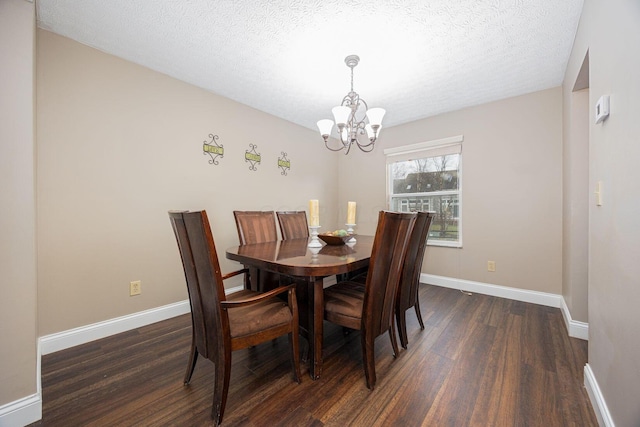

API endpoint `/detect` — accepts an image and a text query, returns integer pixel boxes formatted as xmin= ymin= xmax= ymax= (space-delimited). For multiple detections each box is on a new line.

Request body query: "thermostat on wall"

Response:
xmin=595 ymin=95 xmax=610 ymax=124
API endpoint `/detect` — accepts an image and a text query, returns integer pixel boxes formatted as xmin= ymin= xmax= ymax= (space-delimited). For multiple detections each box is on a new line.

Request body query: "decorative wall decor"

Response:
xmin=278 ymin=152 xmax=291 ymax=176
xmin=202 ymin=134 xmax=224 ymax=165
xmin=244 ymin=143 xmax=261 ymax=171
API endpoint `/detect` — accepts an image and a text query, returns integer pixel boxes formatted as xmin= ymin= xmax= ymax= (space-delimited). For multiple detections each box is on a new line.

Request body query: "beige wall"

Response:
xmin=36 ymin=30 xmax=339 ymax=336
xmin=339 ymin=88 xmax=563 ymax=295
xmin=0 ymin=0 xmax=38 ymax=406
xmin=0 ymin=0 xmax=38 ymax=407
xmin=562 ymin=86 xmax=589 ymax=323
xmin=564 ymin=0 xmax=640 ymax=425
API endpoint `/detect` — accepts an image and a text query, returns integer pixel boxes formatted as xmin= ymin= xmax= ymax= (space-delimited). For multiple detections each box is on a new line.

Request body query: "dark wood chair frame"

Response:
xmin=233 ymin=210 xmax=279 ymax=291
xmin=276 ymin=211 xmax=309 ymax=240
xmin=169 ymin=210 xmax=301 ymax=425
xmin=395 ymin=211 xmax=434 ymax=348
xmin=233 ymin=210 xmax=278 ymax=245
xmin=323 ymin=211 xmax=416 ymax=389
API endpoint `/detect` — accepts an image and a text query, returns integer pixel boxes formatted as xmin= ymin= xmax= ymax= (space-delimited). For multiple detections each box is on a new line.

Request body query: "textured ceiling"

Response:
xmin=36 ymin=0 xmax=584 ymax=131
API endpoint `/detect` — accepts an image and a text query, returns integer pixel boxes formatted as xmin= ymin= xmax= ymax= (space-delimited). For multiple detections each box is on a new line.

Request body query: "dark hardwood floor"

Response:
xmin=29 ymin=284 xmax=597 ymax=426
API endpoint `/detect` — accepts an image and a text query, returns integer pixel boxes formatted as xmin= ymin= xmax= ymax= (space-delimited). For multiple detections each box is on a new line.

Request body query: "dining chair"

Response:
xmin=169 ymin=210 xmax=301 ymax=425
xmin=275 ymin=210 xmax=312 ymax=325
xmin=395 ymin=211 xmax=434 ymax=349
xmin=233 ymin=210 xmax=278 ymax=245
xmin=323 ymin=211 xmax=416 ymax=389
xmin=347 ymin=211 xmax=434 ymax=349
xmin=233 ymin=210 xmax=279 ymax=291
xmin=276 ymin=211 xmax=309 ymax=240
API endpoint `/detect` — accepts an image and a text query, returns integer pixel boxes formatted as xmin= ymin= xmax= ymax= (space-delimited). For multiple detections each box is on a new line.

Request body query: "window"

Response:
xmin=384 ymin=135 xmax=463 ymax=247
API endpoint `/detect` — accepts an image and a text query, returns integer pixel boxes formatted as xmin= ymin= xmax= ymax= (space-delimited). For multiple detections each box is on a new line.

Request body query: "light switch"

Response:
xmin=595 ymin=95 xmax=610 ymax=124
xmin=595 ymin=181 xmax=603 ymax=206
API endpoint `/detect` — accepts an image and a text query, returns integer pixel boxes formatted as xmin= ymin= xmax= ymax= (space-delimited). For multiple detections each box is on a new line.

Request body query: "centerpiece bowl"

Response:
xmin=318 ymin=233 xmax=356 ymax=245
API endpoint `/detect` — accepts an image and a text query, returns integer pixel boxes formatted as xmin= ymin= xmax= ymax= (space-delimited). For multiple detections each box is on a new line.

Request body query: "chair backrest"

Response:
xmin=169 ymin=210 xmax=228 ymax=361
xmin=276 ymin=211 xmax=309 ymax=240
xmin=362 ymin=211 xmax=416 ymax=338
xmin=397 ymin=211 xmax=434 ymax=312
xmin=233 ymin=211 xmax=278 ymax=245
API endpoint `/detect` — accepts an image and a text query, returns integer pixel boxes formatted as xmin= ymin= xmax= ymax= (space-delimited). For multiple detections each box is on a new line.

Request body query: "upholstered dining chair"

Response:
xmin=276 ymin=211 xmax=309 ymax=240
xmin=169 ymin=210 xmax=301 ymax=425
xmin=395 ymin=211 xmax=434 ymax=349
xmin=323 ymin=211 xmax=416 ymax=389
xmin=233 ymin=210 xmax=279 ymax=291
xmin=347 ymin=211 xmax=434 ymax=349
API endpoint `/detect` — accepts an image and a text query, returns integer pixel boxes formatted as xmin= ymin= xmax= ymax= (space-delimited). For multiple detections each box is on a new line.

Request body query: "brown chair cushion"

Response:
xmin=227 ymin=290 xmax=292 ymax=339
xmin=324 ymin=281 xmax=366 ymax=328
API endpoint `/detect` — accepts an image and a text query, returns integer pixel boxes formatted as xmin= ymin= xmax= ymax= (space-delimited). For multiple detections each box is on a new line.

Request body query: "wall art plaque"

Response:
xmin=202 ymin=134 xmax=224 ymax=165
xmin=278 ymin=152 xmax=291 ymax=176
xmin=245 ymin=144 xmax=261 ymax=171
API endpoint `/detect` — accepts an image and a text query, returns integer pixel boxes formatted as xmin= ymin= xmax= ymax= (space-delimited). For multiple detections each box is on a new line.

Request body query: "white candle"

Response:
xmin=309 ymin=199 xmax=320 ymax=226
xmin=347 ymin=201 xmax=356 ymax=224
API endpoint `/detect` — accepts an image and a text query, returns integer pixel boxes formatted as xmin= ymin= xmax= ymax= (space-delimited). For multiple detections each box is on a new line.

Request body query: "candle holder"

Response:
xmin=308 ymin=225 xmax=323 ymax=248
xmin=345 ymin=223 xmax=356 ymax=242
xmin=308 ymin=246 xmax=321 ymax=263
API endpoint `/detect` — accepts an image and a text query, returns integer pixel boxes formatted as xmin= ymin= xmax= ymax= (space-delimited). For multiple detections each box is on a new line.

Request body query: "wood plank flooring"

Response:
xmin=29 ymin=284 xmax=597 ymax=426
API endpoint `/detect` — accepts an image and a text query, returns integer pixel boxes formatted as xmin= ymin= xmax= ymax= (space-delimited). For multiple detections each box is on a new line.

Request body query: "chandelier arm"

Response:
xmin=359 ymin=98 xmax=369 ymax=111
xmin=324 ymin=139 xmax=348 ymax=152
xmin=356 ymin=140 xmax=376 ymax=152
xmin=345 ymin=141 xmax=352 ymax=155
xmin=337 ymin=124 xmax=350 ymax=146
xmin=357 ymin=138 xmax=376 ymax=149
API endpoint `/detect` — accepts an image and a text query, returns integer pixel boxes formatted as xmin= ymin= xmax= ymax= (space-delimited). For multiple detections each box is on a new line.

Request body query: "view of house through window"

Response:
xmin=385 ymin=136 xmax=462 ymax=247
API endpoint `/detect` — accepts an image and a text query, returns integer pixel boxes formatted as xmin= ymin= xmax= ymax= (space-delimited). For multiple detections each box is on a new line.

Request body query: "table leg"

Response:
xmin=307 ymin=276 xmax=324 ymax=380
xmin=248 ymin=266 xmax=259 ymax=291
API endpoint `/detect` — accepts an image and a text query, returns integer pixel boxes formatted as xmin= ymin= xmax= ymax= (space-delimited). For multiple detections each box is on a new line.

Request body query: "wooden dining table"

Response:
xmin=226 ymin=235 xmax=374 ymax=380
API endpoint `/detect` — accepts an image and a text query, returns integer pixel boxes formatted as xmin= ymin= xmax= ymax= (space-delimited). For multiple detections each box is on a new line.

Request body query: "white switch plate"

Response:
xmin=595 ymin=95 xmax=610 ymax=124
xmin=595 ymin=181 xmax=603 ymax=206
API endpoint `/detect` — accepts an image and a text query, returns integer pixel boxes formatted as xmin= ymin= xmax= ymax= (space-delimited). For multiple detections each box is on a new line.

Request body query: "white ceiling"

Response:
xmin=36 ymin=0 xmax=584 ymax=131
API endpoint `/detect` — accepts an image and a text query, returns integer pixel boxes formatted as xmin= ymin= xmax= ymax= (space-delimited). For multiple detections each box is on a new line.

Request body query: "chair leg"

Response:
xmin=389 ymin=316 xmax=400 ymax=357
xmin=396 ymin=308 xmax=409 ymax=349
xmin=289 ymin=331 xmax=302 ymax=383
xmin=414 ymin=298 xmax=425 ymax=330
xmin=183 ymin=334 xmax=198 ymax=384
xmin=361 ymin=333 xmax=376 ymax=390
xmin=288 ymin=288 xmax=302 ymax=383
xmin=211 ymin=350 xmax=232 ymax=425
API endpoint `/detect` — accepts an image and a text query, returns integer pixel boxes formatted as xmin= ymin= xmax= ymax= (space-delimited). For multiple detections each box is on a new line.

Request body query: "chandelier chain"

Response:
xmin=350 ymin=65 xmax=354 ymax=93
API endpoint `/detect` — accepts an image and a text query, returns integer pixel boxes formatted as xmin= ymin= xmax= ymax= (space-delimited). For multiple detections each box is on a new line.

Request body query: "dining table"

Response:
xmin=226 ymin=235 xmax=374 ymax=380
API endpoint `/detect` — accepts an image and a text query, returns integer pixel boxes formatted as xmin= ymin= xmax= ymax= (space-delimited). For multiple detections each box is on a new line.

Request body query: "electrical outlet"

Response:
xmin=130 ymin=280 xmax=141 ymax=296
xmin=487 ymin=261 xmax=496 ymax=272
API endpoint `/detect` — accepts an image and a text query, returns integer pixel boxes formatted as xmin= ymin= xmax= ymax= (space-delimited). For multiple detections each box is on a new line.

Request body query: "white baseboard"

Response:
xmin=0 ymin=393 xmax=41 ymax=427
xmin=21 ymin=288 xmax=249 ymax=426
xmin=584 ymin=363 xmax=615 ymax=427
xmin=21 ymin=279 xmax=591 ymax=427
xmin=38 ymin=276 xmax=568 ymax=357
xmin=420 ymin=274 xmax=589 ymax=341
xmin=39 ymin=300 xmax=191 ymax=356
xmin=421 ymin=273 xmax=563 ymax=308
xmin=560 ymin=297 xmax=589 ymax=340
xmin=225 ymin=285 xmax=244 ymax=294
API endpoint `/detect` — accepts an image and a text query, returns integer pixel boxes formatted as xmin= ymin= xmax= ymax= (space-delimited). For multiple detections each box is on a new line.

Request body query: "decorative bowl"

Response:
xmin=318 ymin=233 xmax=356 ymax=245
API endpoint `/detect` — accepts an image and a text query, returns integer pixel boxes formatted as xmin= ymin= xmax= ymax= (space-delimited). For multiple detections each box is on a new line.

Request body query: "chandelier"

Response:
xmin=317 ymin=55 xmax=386 ymax=154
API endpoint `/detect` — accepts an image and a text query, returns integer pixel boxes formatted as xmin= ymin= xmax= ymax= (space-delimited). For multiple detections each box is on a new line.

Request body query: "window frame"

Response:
xmin=384 ymin=135 xmax=463 ymax=248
